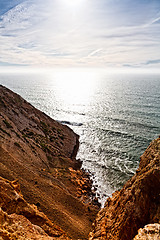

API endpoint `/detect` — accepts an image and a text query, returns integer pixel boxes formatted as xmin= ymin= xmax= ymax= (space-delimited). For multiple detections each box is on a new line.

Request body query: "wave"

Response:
xmin=99 ymin=128 xmax=133 ymax=139
xmin=59 ymin=120 xmax=83 ymax=127
xmin=98 ymin=128 xmax=152 ymax=142
xmin=103 ymin=116 xmax=159 ymax=130
xmin=59 ymin=108 xmax=85 ymax=116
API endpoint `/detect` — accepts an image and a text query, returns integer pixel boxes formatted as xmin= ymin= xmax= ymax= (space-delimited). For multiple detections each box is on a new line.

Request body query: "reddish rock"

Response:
xmin=0 ymin=85 xmax=99 ymax=240
xmin=89 ymin=137 xmax=160 ymax=240
xmin=0 ymin=176 xmax=68 ymax=239
xmin=133 ymin=223 xmax=160 ymax=240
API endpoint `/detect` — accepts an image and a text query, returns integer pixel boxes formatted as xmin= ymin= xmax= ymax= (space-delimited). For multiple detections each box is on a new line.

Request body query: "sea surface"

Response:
xmin=1 ymin=68 xmax=160 ymax=205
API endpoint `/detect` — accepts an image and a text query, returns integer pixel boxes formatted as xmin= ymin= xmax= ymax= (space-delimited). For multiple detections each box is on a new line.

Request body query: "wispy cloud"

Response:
xmin=88 ymin=49 xmax=103 ymax=57
xmin=145 ymin=59 xmax=160 ymax=65
xmin=150 ymin=16 xmax=160 ymax=25
xmin=0 ymin=0 xmax=160 ymax=68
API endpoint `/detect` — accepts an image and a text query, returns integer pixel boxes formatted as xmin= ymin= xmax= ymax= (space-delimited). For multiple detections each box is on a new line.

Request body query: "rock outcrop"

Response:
xmin=0 ymin=176 xmax=68 ymax=239
xmin=0 ymin=85 xmax=99 ymax=239
xmin=89 ymin=137 xmax=160 ymax=240
xmin=133 ymin=223 xmax=160 ymax=240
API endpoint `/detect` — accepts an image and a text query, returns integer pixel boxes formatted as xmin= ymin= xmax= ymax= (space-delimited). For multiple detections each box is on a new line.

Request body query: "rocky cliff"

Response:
xmin=1 ymin=85 xmax=160 ymax=240
xmin=0 ymin=176 xmax=68 ymax=239
xmin=0 ymin=85 xmax=99 ymax=239
xmin=89 ymin=137 xmax=160 ymax=240
xmin=133 ymin=223 xmax=160 ymax=239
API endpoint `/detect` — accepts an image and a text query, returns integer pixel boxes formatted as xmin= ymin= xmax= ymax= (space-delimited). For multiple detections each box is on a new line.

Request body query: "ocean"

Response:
xmin=0 ymin=68 xmax=160 ymax=205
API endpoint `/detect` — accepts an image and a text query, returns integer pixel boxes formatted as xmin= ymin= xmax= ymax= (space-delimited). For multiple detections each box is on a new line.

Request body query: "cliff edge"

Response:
xmin=0 ymin=85 xmax=99 ymax=239
xmin=89 ymin=137 xmax=160 ymax=240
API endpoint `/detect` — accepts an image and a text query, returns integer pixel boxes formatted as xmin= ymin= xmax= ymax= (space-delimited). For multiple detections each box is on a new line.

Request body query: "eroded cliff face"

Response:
xmin=89 ymin=137 xmax=160 ymax=240
xmin=0 ymin=176 xmax=68 ymax=240
xmin=133 ymin=223 xmax=160 ymax=240
xmin=0 ymin=85 xmax=99 ymax=240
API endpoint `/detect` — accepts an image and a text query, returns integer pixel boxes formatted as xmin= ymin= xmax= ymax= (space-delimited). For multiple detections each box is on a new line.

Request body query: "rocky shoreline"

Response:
xmin=89 ymin=136 xmax=160 ymax=240
xmin=0 ymin=85 xmax=160 ymax=239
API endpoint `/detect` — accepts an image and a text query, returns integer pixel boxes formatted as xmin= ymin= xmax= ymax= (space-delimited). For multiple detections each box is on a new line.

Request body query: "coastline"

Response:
xmin=1 ymin=71 xmax=159 ymax=207
xmin=0 ymin=84 xmax=159 ymax=239
xmin=89 ymin=136 xmax=160 ymax=240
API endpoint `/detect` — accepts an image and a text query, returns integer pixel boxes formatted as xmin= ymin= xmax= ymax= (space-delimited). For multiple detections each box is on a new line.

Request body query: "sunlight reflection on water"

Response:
xmin=0 ymin=68 xmax=160 ymax=206
xmin=49 ymin=69 xmax=99 ymax=105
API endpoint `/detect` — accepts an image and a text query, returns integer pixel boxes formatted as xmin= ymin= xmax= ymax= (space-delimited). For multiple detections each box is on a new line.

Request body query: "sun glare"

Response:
xmin=49 ymin=69 xmax=98 ymax=106
xmin=63 ymin=0 xmax=85 ymax=8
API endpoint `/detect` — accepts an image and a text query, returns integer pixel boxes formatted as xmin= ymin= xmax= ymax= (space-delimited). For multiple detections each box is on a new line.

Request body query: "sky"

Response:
xmin=0 ymin=0 xmax=160 ymax=69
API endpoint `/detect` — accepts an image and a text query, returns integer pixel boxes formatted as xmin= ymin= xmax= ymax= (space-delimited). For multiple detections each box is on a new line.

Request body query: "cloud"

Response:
xmin=88 ymin=49 xmax=103 ymax=57
xmin=0 ymin=61 xmax=27 ymax=66
xmin=0 ymin=0 xmax=25 ymax=15
xmin=0 ymin=2 xmax=34 ymax=32
xmin=123 ymin=59 xmax=160 ymax=68
xmin=0 ymin=0 xmax=160 ymax=68
xmin=145 ymin=59 xmax=160 ymax=65
xmin=150 ymin=16 xmax=160 ymax=25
